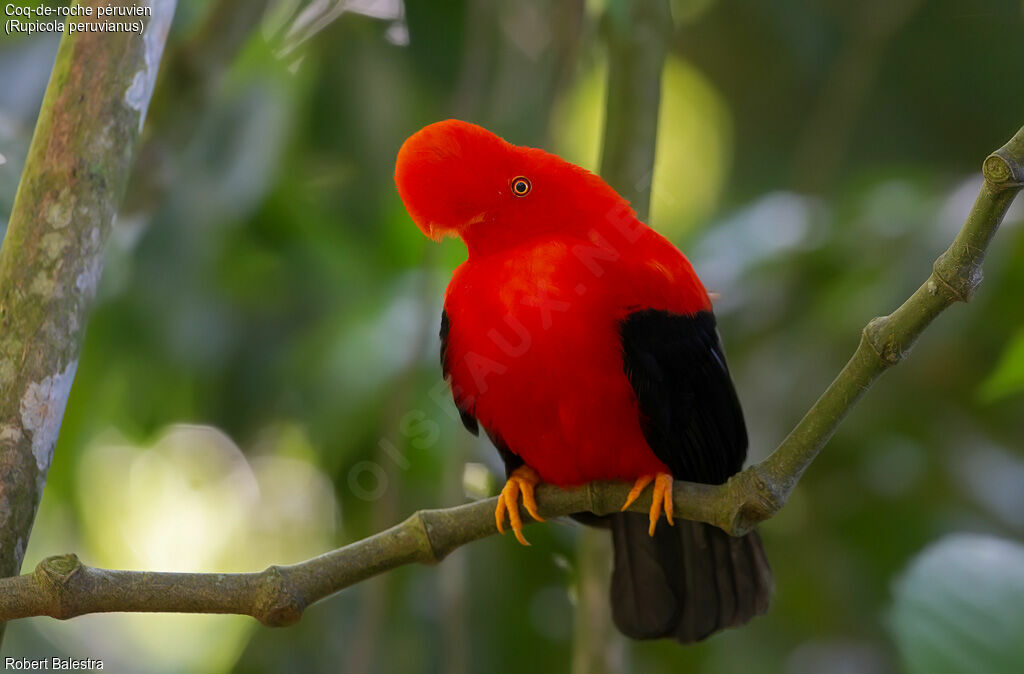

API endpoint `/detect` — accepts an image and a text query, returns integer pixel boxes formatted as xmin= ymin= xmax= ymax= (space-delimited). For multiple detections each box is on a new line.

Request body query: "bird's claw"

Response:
xmin=621 ymin=473 xmax=674 ymax=536
xmin=495 ymin=465 xmax=544 ymax=545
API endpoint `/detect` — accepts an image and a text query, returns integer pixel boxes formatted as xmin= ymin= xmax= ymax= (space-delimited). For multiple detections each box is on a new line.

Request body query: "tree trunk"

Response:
xmin=0 ymin=0 xmax=176 ymax=646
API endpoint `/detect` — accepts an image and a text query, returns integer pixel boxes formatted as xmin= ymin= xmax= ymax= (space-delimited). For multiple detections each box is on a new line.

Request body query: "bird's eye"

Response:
xmin=511 ymin=176 xmax=531 ymax=197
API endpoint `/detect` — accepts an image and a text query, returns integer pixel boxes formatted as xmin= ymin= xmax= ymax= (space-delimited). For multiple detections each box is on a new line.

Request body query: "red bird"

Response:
xmin=395 ymin=120 xmax=771 ymax=643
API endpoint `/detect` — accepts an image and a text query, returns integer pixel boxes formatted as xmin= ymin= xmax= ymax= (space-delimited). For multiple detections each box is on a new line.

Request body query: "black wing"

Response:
xmin=440 ymin=310 xmax=478 ymax=436
xmin=614 ymin=310 xmax=771 ymax=642
xmin=441 ymin=310 xmax=525 ymax=478
xmin=619 ymin=309 xmax=747 ymax=485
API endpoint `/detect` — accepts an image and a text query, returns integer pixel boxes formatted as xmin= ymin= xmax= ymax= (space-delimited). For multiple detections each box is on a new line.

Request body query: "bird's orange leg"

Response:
xmin=621 ymin=473 xmax=674 ymax=536
xmin=495 ymin=465 xmax=545 ymax=546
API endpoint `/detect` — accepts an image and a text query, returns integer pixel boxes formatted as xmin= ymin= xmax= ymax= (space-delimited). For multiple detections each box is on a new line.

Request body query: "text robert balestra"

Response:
xmin=4 ymin=658 xmax=103 ymax=671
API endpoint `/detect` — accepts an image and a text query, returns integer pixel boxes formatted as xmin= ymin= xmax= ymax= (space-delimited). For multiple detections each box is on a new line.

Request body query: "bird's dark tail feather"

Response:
xmin=609 ymin=513 xmax=772 ymax=643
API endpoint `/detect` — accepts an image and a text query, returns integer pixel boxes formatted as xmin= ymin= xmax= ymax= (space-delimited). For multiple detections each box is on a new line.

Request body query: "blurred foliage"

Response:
xmin=980 ymin=329 xmax=1024 ymax=402
xmin=553 ymin=53 xmax=732 ymax=237
xmin=1 ymin=1 xmax=1023 ymax=673
xmin=888 ymin=535 xmax=1024 ymax=674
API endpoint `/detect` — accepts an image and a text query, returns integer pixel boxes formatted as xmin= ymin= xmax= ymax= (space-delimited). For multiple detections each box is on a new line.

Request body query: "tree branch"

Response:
xmin=0 ymin=481 xmax=688 ymax=624
xmin=598 ymin=0 xmax=673 ymax=220
xmin=0 ymin=128 xmax=1019 ymax=627
xmin=735 ymin=124 xmax=1024 ymax=534
xmin=0 ymin=0 xmax=177 ymax=643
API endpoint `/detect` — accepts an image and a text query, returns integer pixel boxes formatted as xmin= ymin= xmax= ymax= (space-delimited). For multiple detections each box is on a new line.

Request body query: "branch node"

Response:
xmin=983 ymin=153 xmax=1022 ymax=187
xmin=33 ymin=554 xmax=83 ymax=619
xmin=252 ymin=565 xmax=305 ymax=627
xmin=407 ymin=510 xmax=443 ymax=563
xmin=862 ymin=317 xmax=903 ymax=365
xmin=932 ymin=257 xmax=980 ymax=303
xmin=726 ymin=468 xmax=786 ymax=536
xmin=35 ymin=553 xmax=82 ymax=582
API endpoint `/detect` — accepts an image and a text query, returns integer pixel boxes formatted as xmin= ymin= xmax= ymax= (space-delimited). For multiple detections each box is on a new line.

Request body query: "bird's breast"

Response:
xmin=442 ymin=242 xmax=665 ymax=484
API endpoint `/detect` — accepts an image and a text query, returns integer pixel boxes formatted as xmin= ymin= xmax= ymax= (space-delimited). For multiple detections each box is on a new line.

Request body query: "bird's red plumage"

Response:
xmin=396 ymin=120 xmax=712 ymax=485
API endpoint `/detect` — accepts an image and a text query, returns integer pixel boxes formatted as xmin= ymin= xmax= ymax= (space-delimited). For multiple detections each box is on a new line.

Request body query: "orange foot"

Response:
xmin=621 ymin=473 xmax=674 ymax=536
xmin=495 ymin=465 xmax=545 ymax=546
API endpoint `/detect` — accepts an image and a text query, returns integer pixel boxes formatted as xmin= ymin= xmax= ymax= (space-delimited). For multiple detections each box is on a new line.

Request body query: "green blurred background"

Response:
xmin=2 ymin=1 xmax=1024 ymax=672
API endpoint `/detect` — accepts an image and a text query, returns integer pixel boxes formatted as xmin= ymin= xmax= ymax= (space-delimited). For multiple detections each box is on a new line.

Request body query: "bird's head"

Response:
xmin=394 ymin=119 xmax=629 ymax=252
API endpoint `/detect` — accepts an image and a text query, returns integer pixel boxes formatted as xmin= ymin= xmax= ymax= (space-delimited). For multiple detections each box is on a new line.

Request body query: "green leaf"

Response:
xmin=888 ymin=534 xmax=1024 ymax=674
xmin=979 ymin=330 xmax=1024 ymax=402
